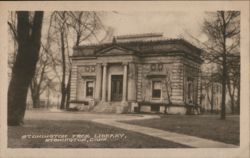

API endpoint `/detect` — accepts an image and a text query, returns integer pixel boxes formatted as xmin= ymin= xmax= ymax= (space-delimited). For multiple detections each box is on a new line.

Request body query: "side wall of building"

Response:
xmin=183 ymin=57 xmax=201 ymax=105
xmin=70 ymin=59 xmax=98 ymax=109
xmin=137 ymin=56 xmax=185 ymax=105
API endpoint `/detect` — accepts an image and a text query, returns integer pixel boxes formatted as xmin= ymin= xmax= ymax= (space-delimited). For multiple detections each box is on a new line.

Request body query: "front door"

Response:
xmin=111 ymin=75 xmax=123 ymax=101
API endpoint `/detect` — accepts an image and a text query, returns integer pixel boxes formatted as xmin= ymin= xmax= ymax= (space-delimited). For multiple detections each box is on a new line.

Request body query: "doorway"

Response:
xmin=111 ymin=75 xmax=123 ymax=101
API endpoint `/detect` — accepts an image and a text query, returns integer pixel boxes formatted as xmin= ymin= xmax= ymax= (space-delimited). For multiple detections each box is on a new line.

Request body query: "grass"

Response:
xmin=121 ymin=115 xmax=239 ymax=145
xmin=8 ymin=120 xmax=189 ymax=148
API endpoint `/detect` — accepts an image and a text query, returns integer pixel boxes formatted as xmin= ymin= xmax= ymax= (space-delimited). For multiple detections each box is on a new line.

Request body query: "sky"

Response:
xmin=101 ymin=11 xmax=208 ymax=43
xmin=36 ymin=11 xmax=210 ymax=48
xmin=8 ymin=11 xmax=210 ymax=60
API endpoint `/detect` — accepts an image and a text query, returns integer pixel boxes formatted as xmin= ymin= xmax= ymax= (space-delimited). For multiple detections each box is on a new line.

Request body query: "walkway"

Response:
xmin=93 ymin=116 xmax=238 ymax=148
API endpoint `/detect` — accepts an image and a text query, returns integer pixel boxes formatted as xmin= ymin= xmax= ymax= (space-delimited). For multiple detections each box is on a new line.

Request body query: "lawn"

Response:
xmin=121 ymin=115 xmax=239 ymax=145
xmin=8 ymin=120 xmax=189 ymax=148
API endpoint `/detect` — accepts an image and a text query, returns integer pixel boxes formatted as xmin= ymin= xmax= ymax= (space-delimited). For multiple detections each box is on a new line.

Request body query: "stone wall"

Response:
xmin=76 ymin=65 xmax=96 ymax=101
xmin=170 ymin=61 xmax=184 ymax=105
xmin=138 ymin=56 xmax=185 ymax=105
xmin=128 ymin=62 xmax=137 ymax=101
xmin=183 ymin=58 xmax=201 ymax=105
xmin=70 ymin=59 xmax=98 ymax=103
xmin=70 ymin=63 xmax=78 ymax=101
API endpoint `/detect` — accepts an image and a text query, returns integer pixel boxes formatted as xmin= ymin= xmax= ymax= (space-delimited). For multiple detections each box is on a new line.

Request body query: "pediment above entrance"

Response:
xmin=95 ymin=45 xmax=138 ymax=56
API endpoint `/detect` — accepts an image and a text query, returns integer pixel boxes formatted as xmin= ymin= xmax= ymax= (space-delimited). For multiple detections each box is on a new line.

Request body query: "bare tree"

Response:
xmin=29 ymin=14 xmax=57 ymax=109
xmin=50 ymin=11 xmax=110 ymax=109
xmin=66 ymin=11 xmax=112 ymax=108
xmin=30 ymin=43 xmax=52 ymax=108
xmin=8 ymin=12 xmax=55 ymax=110
xmin=50 ymin=11 xmax=70 ymax=109
xmin=8 ymin=11 xmax=44 ymax=126
xmin=67 ymin=11 xmax=103 ymax=46
xmin=190 ymin=11 xmax=240 ymax=119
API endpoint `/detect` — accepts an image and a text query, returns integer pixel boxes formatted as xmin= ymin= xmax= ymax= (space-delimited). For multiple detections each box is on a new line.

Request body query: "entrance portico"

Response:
xmin=100 ymin=62 xmax=128 ymax=103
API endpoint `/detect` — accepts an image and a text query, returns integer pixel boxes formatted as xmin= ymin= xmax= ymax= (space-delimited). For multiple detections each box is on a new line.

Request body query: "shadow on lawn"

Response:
xmin=8 ymin=119 xmax=190 ymax=148
xmin=122 ymin=114 xmax=239 ymax=145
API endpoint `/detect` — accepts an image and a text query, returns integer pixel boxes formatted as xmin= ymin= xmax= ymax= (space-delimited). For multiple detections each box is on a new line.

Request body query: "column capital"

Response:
xmin=102 ymin=63 xmax=107 ymax=102
xmin=122 ymin=62 xmax=128 ymax=102
xmin=128 ymin=62 xmax=136 ymax=65
xmin=102 ymin=63 xmax=108 ymax=66
xmin=122 ymin=62 xmax=128 ymax=66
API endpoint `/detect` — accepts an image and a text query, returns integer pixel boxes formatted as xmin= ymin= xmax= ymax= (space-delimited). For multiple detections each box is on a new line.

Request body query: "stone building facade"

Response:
xmin=70 ymin=34 xmax=203 ymax=114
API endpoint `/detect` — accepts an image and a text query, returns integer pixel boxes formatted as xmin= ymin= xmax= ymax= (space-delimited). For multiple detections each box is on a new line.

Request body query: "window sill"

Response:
xmin=151 ymin=98 xmax=162 ymax=100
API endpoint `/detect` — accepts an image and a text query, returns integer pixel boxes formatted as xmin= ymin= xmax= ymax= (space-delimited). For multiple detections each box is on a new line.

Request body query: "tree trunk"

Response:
xmin=60 ymin=31 xmax=66 ymax=109
xmin=66 ymin=70 xmax=71 ymax=109
xmin=227 ymin=77 xmax=237 ymax=114
xmin=205 ymin=83 xmax=213 ymax=113
xmin=31 ymin=91 xmax=40 ymax=108
xmin=221 ymin=56 xmax=227 ymax=119
xmin=231 ymin=96 xmax=235 ymax=114
xmin=30 ymin=81 xmax=41 ymax=108
xmin=220 ymin=11 xmax=227 ymax=120
xmin=210 ymin=83 xmax=214 ymax=113
xmin=8 ymin=11 xmax=43 ymax=126
xmin=60 ymin=85 xmax=66 ymax=109
xmin=231 ymin=86 xmax=235 ymax=114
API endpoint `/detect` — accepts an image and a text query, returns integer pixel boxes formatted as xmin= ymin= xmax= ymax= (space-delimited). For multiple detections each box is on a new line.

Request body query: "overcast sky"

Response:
xmin=101 ymin=11 xmax=208 ymax=42
xmin=38 ymin=11 xmax=209 ymax=47
xmin=8 ymin=11 xmax=209 ymax=56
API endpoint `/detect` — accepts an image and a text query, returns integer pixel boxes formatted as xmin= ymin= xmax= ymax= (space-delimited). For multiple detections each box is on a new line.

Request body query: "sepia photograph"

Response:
xmin=0 ymin=1 xmax=249 ymax=158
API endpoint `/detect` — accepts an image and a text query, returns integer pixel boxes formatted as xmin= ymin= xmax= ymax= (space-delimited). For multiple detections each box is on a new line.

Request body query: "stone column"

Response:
xmin=197 ymin=68 xmax=202 ymax=105
xmin=122 ymin=62 xmax=128 ymax=102
xmin=128 ymin=62 xmax=137 ymax=101
xmin=95 ymin=63 xmax=102 ymax=101
xmin=102 ymin=63 xmax=107 ymax=102
xmin=107 ymin=74 xmax=111 ymax=102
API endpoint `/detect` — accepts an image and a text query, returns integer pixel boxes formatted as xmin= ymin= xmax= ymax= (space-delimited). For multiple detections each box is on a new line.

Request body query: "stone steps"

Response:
xmin=92 ymin=102 xmax=129 ymax=113
xmin=92 ymin=102 xmax=118 ymax=113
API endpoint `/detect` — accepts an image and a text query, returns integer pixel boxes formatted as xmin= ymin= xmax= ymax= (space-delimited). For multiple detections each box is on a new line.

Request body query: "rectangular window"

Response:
xmin=86 ymin=81 xmax=94 ymax=97
xmin=152 ymin=81 xmax=162 ymax=99
xmin=187 ymin=78 xmax=194 ymax=103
